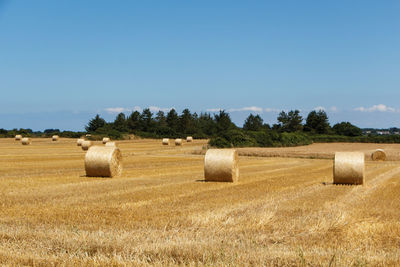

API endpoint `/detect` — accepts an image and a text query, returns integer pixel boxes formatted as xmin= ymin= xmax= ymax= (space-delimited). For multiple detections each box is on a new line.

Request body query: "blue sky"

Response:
xmin=0 ymin=0 xmax=399 ymax=131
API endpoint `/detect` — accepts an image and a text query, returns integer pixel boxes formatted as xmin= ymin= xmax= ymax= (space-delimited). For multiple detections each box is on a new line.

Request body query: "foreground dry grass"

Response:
xmin=0 ymin=138 xmax=400 ymax=266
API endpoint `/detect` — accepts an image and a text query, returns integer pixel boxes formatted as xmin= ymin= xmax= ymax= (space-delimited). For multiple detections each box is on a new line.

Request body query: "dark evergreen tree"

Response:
xmin=243 ymin=114 xmax=263 ymax=131
xmin=155 ymin=111 xmax=167 ymax=127
xmin=113 ymin=113 xmax=128 ymax=132
xmin=166 ymin=109 xmax=179 ymax=132
xmin=304 ymin=110 xmax=330 ymax=134
xmin=127 ymin=111 xmax=141 ymax=131
xmin=333 ymin=122 xmax=362 ymax=136
xmin=277 ymin=110 xmax=303 ymax=132
xmin=198 ymin=113 xmax=216 ymax=136
xmin=140 ymin=108 xmax=154 ymax=132
xmin=179 ymin=109 xmax=194 ymax=134
xmin=214 ymin=110 xmax=234 ymax=133
xmin=85 ymin=114 xmax=106 ymax=132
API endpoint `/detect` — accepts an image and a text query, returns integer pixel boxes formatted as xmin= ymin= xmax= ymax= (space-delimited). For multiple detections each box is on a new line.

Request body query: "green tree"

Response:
xmin=179 ymin=109 xmax=194 ymax=134
xmin=140 ymin=108 xmax=154 ymax=132
xmin=277 ymin=110 xmax=303 ymax=132
xmin=85 ymin=114 xmax=106 ymax=132
xmin=304 ymin=110 xmax=330 ymax=134
xmin=243 ymin=114 xmax=263 ymax=131
xmin=127 ymin=111 xmax=141 ymax=131
xmin=166 ymin=109 xmax=179 ymax=132
xmin=198 ymin=113 xmax=216 ymax=136
xmin=155 ymin=111 xmax=167 ymax=127
xmin=214 ymin=110 xmax=235 ymax=133
xmin=332 ymin=122 xmax=362 ymax=136
xmin=113 ymin=113 xmax=128 ymax=132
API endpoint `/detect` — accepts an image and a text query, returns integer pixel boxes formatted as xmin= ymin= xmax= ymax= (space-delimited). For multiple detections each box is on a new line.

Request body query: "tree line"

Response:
xmin=84 ymin=108 xmax=395 ymax=147
xmin=2 ymin=108 xmax=399 ymax=147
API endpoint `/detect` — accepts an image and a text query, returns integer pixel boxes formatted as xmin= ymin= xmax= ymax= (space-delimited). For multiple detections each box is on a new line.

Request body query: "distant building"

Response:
xmin=377 ymin=131 xmax=390 ymax=135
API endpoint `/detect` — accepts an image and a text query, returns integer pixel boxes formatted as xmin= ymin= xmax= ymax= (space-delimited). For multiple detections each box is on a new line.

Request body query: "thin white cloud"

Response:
xmin=207 ymin=106 xmax=265 ymax=113
xmin=206 ymin=108 xmax=223 ymax=112
xmin=148 ymin=106 xmax=174 ymax=113
xmin=106 ymin=106 xmax=174 ymax=114
xmin=313 ymin=106 xmax=326 ymax=111
xmin=105 ymin=107 xmax=130 ymax=114
xmin=330 ymin=106 xmax=338 ymax=112
xmin=133 ymin=106 xmax=142 ymax=112
xmin=354 ymin=104 xmax=397 ymax=113
xmin=228 ymin=106 xmax=263 ymax=113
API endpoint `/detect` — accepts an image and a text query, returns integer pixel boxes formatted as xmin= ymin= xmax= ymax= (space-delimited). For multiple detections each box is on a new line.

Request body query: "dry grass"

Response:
xmin=238 ymin=142 xmax=400 ymax=161
xmin=0 ymin=138 xmax=400 ymax=266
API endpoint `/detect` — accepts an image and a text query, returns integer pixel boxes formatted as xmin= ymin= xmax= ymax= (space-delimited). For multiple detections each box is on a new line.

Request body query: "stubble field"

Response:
xmin=0 ymin=138 xmax=400 ymax=266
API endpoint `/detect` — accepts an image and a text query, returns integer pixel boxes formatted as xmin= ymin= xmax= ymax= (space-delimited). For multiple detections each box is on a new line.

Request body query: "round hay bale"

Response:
xmin=15 ymin=135 xmax=22 ymax=141
xmin=52 ymin=135 xmax=59 ymax=141
xmin=81 ymin=140 xmax=93 ymax=151
xmin=21 ymin=138 xmax=31 ymax=145
xmin=77 ymin=138 xmax=84 ymax=146
xmin=105 ymin=142 xmax=116 ymax=147
xmin=204 ymin=149 xmax=239 ymax=182
xmin=333 ymin=152 xmax=364 ymax=185
xmin=186 ymin=136 xmax=193 ymax=142
xmin=175 ymin=138 xmax=182 ymax=146
xmin=371 ymin=149 xmax=386 ymax=161
xmin=102 ymin=137 xmax=110 ymax=144
xmin=162 ymin=138 xmax=169 ymax=145
xmin=85 ymin=146 xmax=122 ymax=177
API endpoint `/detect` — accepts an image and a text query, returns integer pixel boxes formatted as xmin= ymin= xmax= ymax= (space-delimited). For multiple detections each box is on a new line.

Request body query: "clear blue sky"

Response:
xmin=0 ymin=0 xmax=399 ymax=130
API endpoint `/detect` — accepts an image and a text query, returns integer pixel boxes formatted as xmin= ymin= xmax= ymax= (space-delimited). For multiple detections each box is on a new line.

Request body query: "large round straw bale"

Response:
xmin=175 ymin=138 xmax=182 ymax=146
xmin=204 ymin=149 xmax=239 ymax=182
xmin=21 ymin=138 xmax=31 ymax=145
xmin=102 ymin=137 xmax=110 ymax=144
xmin=186 ymin=136 xmax=193 ymax=142
xmin=85 ymin=146 xmax=122 ymax=177
xmin=162 ymin=138 xmax=169 ymax=145
xmin=333 ymin=152 xmax=364 ymax=185
xmin=52 ymin=135 xmax=59 ymax=141
xmin=371 ymin=149 xmax=386 ymax=161
xmin=105 ymin=142 xmax=116 ymax=147
xmin=77 ymin=138 xmax=84 ymax=146
xmin=81 ymin=140 xmax=93 ymax=151
xmin=15 ymin=135 xmax=22 ymax=141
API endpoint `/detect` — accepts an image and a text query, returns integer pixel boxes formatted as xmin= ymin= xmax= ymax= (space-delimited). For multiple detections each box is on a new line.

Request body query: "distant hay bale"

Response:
xmin=102 ymin=137 xmax=110 ymax=144
xmin=105 ymin=142 xmax=116 ymax=147
xmin=175 ymin=138 xmax=182 ymax=146
xmin=333 ymin=152 xmax=364 ymax=185
xmin=52 ymin=135 xmax=59 ymax=141
xmin=204 ymin=149 xmax=239 ymax=182
xmin=371 ymin=149 xmax=386 ymax=161
xmin=162 ymin=138 xmax=169 ymax=145
xmin=77 ymin=138 xmax=84 ymax=146
xmin=85 ymin=146 xmax=122 ymax=177
xmin=81 ymin=140 xmax=93 ymax=151
xmin=15 ymin=135 xmax=22 ymax=141
xmin=21 ymin=138 xmax=31 ymax=145
xmin=186 ymin=136 xmax=193 ymax=142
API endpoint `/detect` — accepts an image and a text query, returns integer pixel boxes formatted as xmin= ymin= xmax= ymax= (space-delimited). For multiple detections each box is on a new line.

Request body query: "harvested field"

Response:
xmin=0 ymin=138 xmax=400 ymax=265
xmin=238 ymin=142 xmax=400 ymax=161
